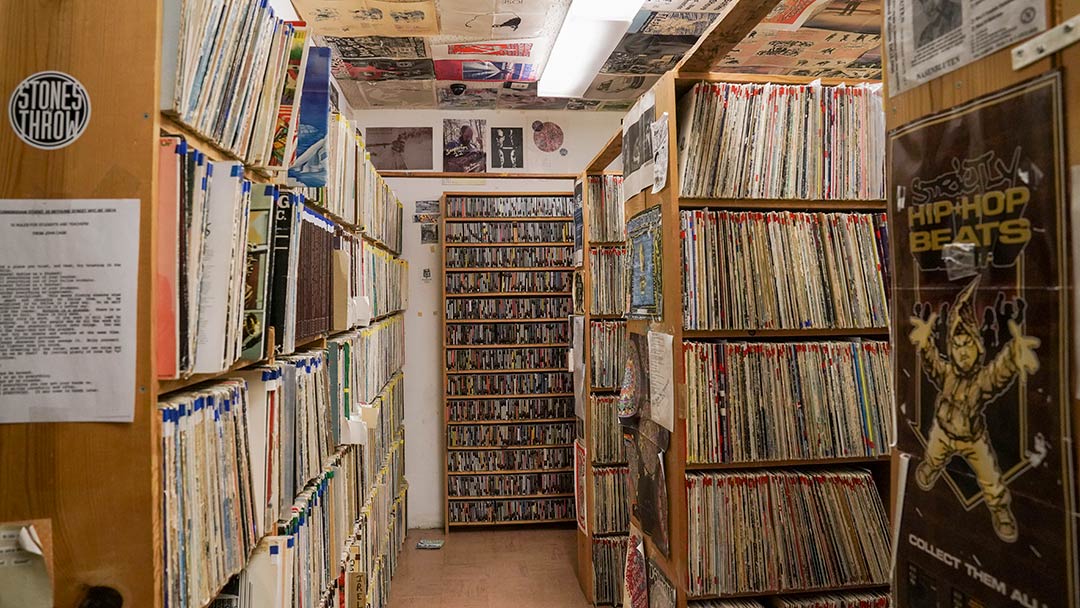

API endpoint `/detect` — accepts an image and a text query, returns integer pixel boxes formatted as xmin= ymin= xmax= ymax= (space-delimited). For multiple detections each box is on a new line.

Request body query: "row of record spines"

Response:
xmin=590 ymin=395 xmax=625 ymax=464
xmin=444 ymin=222 xmax=572 ymax=244
xmin=344 ymin=313 xmax=405 ymax=405
xmin=683 ymin=340 xmax=893 ymax=464
xmin=685 ymin=468 xmax=891 ymax=597
xmin=447 ymin=471 xmax=574 ymax=497
xmin=444 ymin=270 xmax=571 ymax=294
xmin=362 ymin=487 xmax=409 ymax=608
xmin=446 ymin=371 xmax=573 ymax=396
xmin=444 ymin=245 xmax=572 ymax=268
xmin=447 ymin=446 xmax=573 ymax=472
xmin=447 ymin=422 xmax=575 ymax=448
xmin=688 ymin=592 xmax=891 ymax=608
xmin=445 ymin=322 xmax=569 ymax=346
xmin=593 ymin=536 xmax=629 ymax=606
xmin=444 ymin=195 xmax=574 ymax=218
xmin=361 ymin=239 xmax=408 ymax=319
xmin=445 ymin=296 xmax=571 ymax=320
xmin=590 ymin=247 xmax=629 ymax=316
xmin=446 ymin=397 xmax=574 ymax=422
xmin=446 ymin=346 xmax=567 ymax=371
xmin=447 ymin=496 xmax=575 ymax=524
xmin=587 ymin=174 xmax=626 ymax=243
xmin=680 ymin=210 xmax=890 ymax=331
xmin=592 ymin=467 xmax=630 ymax=535
xmin=591 ymin=321 xmax=627 ymax=389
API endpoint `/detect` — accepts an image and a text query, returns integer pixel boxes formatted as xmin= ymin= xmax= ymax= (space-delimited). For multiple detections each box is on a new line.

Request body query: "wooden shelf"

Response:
xmin=446 ymin=291 xmax=572 ymax=298
xmin=448 ymin=518 xmax=577 ymax=527
xmin=447 ymin=418 xmax=577 ymax=425
xmin=687 ymin=581 xmax=891 ymax=601
xmin=446 ymin=393 xmax=575 ymax=400
xmin=361 ymin=233 xmax=402 ymax=257
xmin=589 ymin=386 xmax=619 ymax=393
xmin=449 ymin=493 xmax=574 ymax=500
xmin=445 ymin=343 xmax=570 ymax=349
xmin=444 ymin=216 xmax=573 ymax=222
xmin=445 ymin=266 xmax=574 ymax=272
xmin=447 ymin=468 xmax=574 ymax=476
xmin=446 ymin=318 xmax=568 ymax=324
xmin=157 ymin=358 xmax=259 ymax=395
xmin=448 ymin=443 xmax=574 ymax=450
xmin=678 ymin=197 xmax=887 ymax=211
xmin=675 ymin=72 xmax=881 ymax=88
xmin=588 ymin=240 xmax=628 ymax=247
xmin=445 ymin=242 xmax=572 ymax=247
xmin=682 ymin=327 xmax=890 ymax=339
xmin=589 ymin=314 xmax=626 ymax=320
xmin=685 ymin=455 xmax=892 ymax=471
xmin=592 ymin=461 xmax=629 ymax=467
xmin=447 ymin=368 xmax=568 ymax=375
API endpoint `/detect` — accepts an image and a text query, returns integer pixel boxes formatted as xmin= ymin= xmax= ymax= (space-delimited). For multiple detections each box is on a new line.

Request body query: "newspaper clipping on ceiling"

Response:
xmin=885 ymin=0 xmax=1045 ymax=93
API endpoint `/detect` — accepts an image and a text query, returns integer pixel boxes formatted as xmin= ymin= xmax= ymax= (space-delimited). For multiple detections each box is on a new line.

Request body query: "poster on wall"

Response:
xmin=288 ymin=47 xmax=331 ymax=187
xmin=442 ymin=118 xmax=487 ymax=173
xmin=573 ymin=179 xmax=584 ymax=266
xmin=885 ymin=0 xmax=1045 ymax=93
xmin=622 ymin=91 xmax=656 ymax=200
xmin=889 ymin=72 xmax=1078 ymax=608
xmin=491 ymin=127 xmax=524 ymax=168
xmin=627 ymin=206 xmax=663 ymax=319
xmin=366 ymin=127 xmax=433 ymax=170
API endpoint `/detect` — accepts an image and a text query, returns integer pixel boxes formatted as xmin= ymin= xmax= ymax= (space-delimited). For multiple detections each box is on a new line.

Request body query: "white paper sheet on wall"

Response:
xmin=647 ymin=329 xmax=674 ymax=432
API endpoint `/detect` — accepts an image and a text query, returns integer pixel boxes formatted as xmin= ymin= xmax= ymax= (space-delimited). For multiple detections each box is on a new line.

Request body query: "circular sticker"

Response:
xmin=532 ymin=121 xmax=564 ymax=153
xmin=8 ymin=71 xmax=91 ymax=150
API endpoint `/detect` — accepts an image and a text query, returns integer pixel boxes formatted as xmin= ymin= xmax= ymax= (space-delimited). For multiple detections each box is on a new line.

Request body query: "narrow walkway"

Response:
xmin=390 ymin=527 xmax=592 ymax=607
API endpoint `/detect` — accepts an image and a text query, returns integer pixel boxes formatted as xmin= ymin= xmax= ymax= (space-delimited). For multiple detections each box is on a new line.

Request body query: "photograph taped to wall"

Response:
xmin=366 ymin=127 xmax=433 ymax=171
xmin=890 ymin=72 xmax=1077 ymax=607
xmin=443 ymin=118 xmax=487 ymax=173
xmin=885 ymin=0 xmax=1044 ymax=93
xmin=491 ymin=127 xmax=524 ymax=168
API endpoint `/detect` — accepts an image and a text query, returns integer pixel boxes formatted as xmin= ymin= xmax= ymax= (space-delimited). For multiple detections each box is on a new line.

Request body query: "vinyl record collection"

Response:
xmin=590 ymin=321 xmax=628 ymax=389
xmin=590 ymin=247 xmax=629 ymax=315
xmin=359 ymin=161 xmax=404 ymax=254
xmin=592 ymin=467 xmax=630 ymax=535
xmin=444 ymin=195 xmax=574 ymax=218
xmin=589 ymin=395 xmax=625 ymax=465
xmin=680 ymin=211 xmax=890 ymax=331
xmin=444 ymin=245 xmax=573 ymax=269
xmin=442 ymin=193 xmax=576 ymax=527
xmin=446 ymin=397 xmax=575 ymax=423
xmin=593 ymin=536 xmax=629 ymax=606
xmin=447 ymin=471 xmax=575 ymax=497
xmin=447 ymin=446 xmax=574 ymax=473
xmin=685 ymin=469 xmax=891 ymax=596
xmin=361 ymin=238 xmax=408 ymax=319
xmin=444 ymin=221 xmax=573 ymax=244
xmin=689 ymin=591 xmax=890 ymax=607
xmin=683 ymin=340 xmax=893 ymax=464
xmin=587 ymin=175 xmax=626 ymax=243
xmin=676 ymin=82 xmax=886 ymax=200
xmin=351 ymin=314 xmax=405 ymax=404
xmin=161 ymin=0 xmax=308 ymax=167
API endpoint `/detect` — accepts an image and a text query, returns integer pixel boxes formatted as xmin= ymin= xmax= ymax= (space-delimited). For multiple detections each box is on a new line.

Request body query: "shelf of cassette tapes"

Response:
xmin=442 ymin=193 xmax=576 ymax=529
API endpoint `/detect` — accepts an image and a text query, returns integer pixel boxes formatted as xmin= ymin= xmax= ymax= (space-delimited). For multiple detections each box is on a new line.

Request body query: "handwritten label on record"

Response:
xmin=8 ymin=71 xmax=91 ymax=150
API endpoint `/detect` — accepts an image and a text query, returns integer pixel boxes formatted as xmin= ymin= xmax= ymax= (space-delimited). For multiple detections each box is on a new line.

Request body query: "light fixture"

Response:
xmin=538 ymin=0 xmax=645 ymax=98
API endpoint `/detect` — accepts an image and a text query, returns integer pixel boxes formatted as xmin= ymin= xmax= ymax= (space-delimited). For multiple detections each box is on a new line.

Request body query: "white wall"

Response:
xmin=357 ymin=109 xmax=620 ymax=529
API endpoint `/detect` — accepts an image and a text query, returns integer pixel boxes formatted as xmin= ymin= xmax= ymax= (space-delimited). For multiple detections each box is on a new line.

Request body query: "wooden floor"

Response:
xmin=389 ymin=527 xmax=591 ymax=607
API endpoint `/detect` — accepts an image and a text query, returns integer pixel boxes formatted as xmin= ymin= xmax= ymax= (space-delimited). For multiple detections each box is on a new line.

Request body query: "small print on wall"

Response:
xmin=366 ymin=126 xmax=433 ymax=170
xmin=491 ymin=127 xmax=523 ymax=168
xmin=443 ymin=118 xmax=487 ymax=173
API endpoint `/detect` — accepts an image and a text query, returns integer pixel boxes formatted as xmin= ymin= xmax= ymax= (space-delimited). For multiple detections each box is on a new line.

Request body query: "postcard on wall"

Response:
xmin=627 ymin=206 xmax=663 ymax=319
xmin=890 ymin=72 xmax=1077 ymax=608
xmin=443 ymin=118 xmax=487 ymax=173
xmin=885 ymin=0 xmax=1045 ymax=93
xmin=0 ymin=199 xmax=140 ymax=423
xmin=366 ymin=127 xmax=433 ymax=170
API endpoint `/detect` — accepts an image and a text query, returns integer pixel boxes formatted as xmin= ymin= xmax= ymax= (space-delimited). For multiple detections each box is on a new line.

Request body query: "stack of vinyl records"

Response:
xmin=593 ymin=536 xmax=629 ymax=606
xmin=445 ymin=296 xmax=571 ymax=320
xmin=689 ymin=592 xmax=890 ymax=607
xmin=680 ymin=211 xmax=889 ymax=330
xmin=354 ymin=314 xmax=405 ymax=404
xmin=685 ymin=469 xmax=891 ymax=596
xmin=446 ymin=397 xmax=574 ymax=423
xmin=590 ymin=321 xmax=628 ymax=389
xmin=445 ymin=270 xmax=570 ymax=294
xmin=444 ymin=221 xmax=572 ymax=244
xmin=592 ymin=466 xmax=630 ymax=534
xmin=447 ymin=422 xmax=575 ymax=448
xmin=590 ymin=395 xmax=625 ymax=465
xmin=445 ymin=195 xmax=574 ymax=218
xmin=447 ymin=446 xmax=574 ymax=472
xmin=590 ymin=247 xmax=629 ymax=315
xmin=362 ymin=239 xmax=408 ymax=319
xmin=445 ymin=322 xmax=569 ymax=346
xmin=683 ymin=340 xmax=893 ymax=463
xmin=445 ymin=245 xmax=572 ymax=268
xmin=360 ymin=163 xmax=403 ymax=253
xmin=446 ymin=372 xmax=574 ymax=396
xmin=447 ymin=346 xmax=566 ymax=371
xmin=587 ymin=174 xmax=626 ymax=242
xmin=447 ymin=497 xmax=575 ymax=524
xmin=447 ymin=471 xmax=574 ymax=497
xmin=676 ymin=81 xmax=885 ymax=200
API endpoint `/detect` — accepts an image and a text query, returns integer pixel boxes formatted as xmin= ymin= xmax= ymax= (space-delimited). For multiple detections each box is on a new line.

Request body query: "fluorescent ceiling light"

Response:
xmin=538 ymin=0 xmax=644 ymax=98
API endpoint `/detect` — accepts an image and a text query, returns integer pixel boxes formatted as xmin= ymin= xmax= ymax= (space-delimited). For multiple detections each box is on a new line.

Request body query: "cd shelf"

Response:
xmin=441 ymin=192 xmax=577 ymax=531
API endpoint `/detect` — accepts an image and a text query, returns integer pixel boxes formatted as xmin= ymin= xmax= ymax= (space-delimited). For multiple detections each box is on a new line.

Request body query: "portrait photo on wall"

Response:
xmin=443 ymin=118 xmax=487 ymax=173
xmin=365 ymin=126 xmax=433 ymax=170
xmin=490 ymin=126 xmax=524 ymax=168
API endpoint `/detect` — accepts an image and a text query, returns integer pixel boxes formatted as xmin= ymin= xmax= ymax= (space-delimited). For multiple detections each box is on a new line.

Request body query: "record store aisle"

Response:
xmin=389 ymin=529 xmax=590 ymax=608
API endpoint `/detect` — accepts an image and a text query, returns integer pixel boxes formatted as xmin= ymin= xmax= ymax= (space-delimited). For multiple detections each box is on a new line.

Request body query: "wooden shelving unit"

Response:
xmin=441 ymin=192 xmax=578 ymax=532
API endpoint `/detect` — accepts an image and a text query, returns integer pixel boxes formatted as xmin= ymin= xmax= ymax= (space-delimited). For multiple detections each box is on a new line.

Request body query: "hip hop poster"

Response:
xmin=889 ymin=71 xmax=1077 ymax=607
